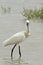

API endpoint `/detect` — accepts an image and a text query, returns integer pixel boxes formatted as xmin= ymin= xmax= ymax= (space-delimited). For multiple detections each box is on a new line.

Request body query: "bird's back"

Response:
xmin=3 ymin=31 xmax=25 ymax=46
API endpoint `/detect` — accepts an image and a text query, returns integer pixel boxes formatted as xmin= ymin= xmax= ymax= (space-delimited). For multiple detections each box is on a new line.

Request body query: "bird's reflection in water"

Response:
xmin=2 ymin=57 xmax=29 ymax=65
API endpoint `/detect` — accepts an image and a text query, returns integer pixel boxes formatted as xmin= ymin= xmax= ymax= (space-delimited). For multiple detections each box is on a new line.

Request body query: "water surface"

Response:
xmin=0 ymin=0 xmax=43 ymax=65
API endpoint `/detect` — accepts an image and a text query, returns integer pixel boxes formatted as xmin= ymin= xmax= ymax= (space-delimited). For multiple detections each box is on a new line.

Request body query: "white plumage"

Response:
xmin=3 ymin=31 xmax=25 ymax=46
xmin=3 ymin=20 xmax=31 ymax=59
xmin=3 ymin=20 xmax=30 ymax=46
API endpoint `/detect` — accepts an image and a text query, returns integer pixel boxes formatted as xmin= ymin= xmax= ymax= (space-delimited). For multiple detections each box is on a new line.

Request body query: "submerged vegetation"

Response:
xmin=22 ymin=7 xmax=43 ymax=20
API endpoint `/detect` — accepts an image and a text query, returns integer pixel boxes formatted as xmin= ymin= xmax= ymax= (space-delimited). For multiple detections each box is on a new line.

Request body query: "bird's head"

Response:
xmin=26 ymin=20 xmax=29 ymax=23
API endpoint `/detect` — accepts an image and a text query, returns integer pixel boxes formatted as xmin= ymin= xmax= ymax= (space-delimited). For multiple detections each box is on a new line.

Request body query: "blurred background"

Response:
xmin=0 ymin=0 xmax=43 ymax=65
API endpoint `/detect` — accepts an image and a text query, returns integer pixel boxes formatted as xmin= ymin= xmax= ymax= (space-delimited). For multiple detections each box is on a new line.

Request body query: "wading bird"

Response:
xmin=3 ymin=20 xmax=31 ymax=59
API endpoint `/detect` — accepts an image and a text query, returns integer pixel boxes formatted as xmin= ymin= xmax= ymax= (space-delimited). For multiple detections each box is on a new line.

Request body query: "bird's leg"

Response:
xmin=18 ymin=45 xmax=21 ymax=57
xmin=11 ymin=44 xmax=17 ymax=60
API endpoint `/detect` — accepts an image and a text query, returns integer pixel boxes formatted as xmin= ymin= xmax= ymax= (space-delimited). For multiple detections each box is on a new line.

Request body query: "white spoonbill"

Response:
xmin=3 ymin=20 xmax=31 ymax=59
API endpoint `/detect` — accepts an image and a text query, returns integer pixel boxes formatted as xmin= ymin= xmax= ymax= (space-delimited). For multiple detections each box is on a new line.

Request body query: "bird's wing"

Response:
xmin=3 ymin=31 xmax=25 ymax=46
